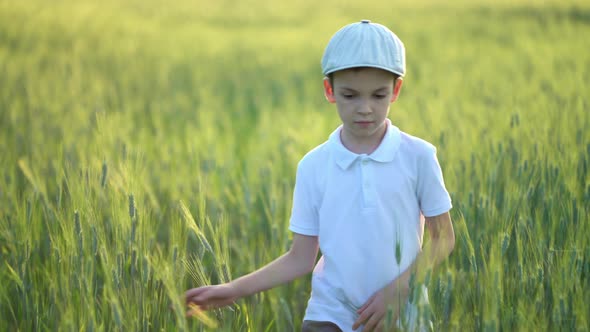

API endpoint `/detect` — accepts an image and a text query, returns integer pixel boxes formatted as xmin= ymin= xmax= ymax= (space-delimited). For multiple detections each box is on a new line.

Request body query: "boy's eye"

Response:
xmin=374 ymin=94 xmax=387 ymax=99
xmin=341 ymin=94 xmax=355 ymax=99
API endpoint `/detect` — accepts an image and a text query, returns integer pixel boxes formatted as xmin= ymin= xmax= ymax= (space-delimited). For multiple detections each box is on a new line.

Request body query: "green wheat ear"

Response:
xmin=128 ymin=194 xmax=136 ymax=218
xmin=74 ymin=210 xmax=83 ymax=260
xmin=395 ymin=239 xmax=402 ymax=266
xmin=74 ymin=210 xmax=81 ymax=235
xmin=384 ymin=306 xmax=394 ymax=330
xmin=100 ymin=161 xmax=108 ymax=188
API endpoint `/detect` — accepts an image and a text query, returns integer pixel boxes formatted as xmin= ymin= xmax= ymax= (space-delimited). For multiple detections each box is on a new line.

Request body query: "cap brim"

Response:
xmin=323 ymin=64 xmax=405 ymax=77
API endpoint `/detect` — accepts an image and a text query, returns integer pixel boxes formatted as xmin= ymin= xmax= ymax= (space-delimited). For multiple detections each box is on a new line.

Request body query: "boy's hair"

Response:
xmin=322 ymin=20 xmax=406 ymax=78
xmin=326 ymin=67 xmax=401 ymax=89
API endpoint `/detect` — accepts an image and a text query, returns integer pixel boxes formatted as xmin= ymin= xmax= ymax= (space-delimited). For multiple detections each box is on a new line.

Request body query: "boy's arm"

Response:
xmin=353 ymin=212 xmax=455 ymax=331
xmin=185 ymin=233 xmax=319 ymax=309
xmin=401 ymin=211 xmax=455 ymax=284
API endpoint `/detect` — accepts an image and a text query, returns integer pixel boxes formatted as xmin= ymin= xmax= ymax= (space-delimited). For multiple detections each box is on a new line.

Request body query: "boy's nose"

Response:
xmin=357 ymin=101 xmax=372 ymax=114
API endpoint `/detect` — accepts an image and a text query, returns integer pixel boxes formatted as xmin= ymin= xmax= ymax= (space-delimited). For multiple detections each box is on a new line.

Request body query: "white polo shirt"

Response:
xmin=289 ymin=119 xmax=452 ymax=331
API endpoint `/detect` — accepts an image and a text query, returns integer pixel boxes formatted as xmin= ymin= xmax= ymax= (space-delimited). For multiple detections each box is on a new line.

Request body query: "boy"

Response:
xmin=185 ymin=20 xmax=455 ymax=332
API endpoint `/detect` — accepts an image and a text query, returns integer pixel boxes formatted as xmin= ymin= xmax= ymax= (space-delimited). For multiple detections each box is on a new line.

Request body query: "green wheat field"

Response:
xmin=1 ymin=0 xmax=589 ymax=330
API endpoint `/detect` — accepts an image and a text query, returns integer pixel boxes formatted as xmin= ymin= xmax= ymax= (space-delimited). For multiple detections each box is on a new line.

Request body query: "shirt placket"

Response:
xmin=360 ymin=157 xmax=376 ymax=208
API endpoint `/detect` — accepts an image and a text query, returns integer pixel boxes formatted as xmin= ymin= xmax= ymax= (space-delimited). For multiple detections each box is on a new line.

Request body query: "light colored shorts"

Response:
xmin=302 ymin=285 xmax=433 ymax=332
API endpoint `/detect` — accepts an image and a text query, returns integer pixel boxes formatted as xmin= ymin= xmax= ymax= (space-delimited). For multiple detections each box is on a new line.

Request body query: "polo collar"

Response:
xmin=329 ymin=119 xmax=402 ymax=170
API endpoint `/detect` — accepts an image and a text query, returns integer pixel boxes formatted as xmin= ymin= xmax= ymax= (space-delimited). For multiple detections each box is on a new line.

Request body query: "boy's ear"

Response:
xmin=323 ymin=78 xmax=336 ymax=103
xmin=390 ymin=78 xmax=404 ymax=103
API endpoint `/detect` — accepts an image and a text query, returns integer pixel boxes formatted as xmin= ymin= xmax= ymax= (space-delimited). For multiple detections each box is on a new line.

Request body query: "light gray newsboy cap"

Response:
xmin=321 ymin=19 xmax=406 ymax=77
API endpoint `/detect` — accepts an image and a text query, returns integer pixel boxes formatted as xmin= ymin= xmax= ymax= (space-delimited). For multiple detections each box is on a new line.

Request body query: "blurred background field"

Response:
xmin=1 ymin=0 xmax=589 ymax=330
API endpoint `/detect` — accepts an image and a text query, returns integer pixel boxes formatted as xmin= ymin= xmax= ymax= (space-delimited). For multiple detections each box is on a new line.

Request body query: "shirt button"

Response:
xmin=362 ymin=159 xmax=369 ymax=165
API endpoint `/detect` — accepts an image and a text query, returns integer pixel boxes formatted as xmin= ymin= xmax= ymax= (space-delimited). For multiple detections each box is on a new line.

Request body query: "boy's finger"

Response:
xmin=375 ymin=321 xmax=384 ymax=332
xmin=357 ymin=294 xmax=374 ymax=314
xmin=352 ymin=308 xmax=372 ymax=330
xmin=186 ymin=294 xmax=207 ymax=306
xmin=361 ymin=314 xmax=379 ymax=332
xmin=185 ymin=287 xmax=206 ymax=299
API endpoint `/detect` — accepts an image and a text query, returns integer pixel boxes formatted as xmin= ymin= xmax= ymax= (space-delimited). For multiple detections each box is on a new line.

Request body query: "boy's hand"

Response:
xmin=185 ymin=284 xmax=238 ymax=311
xmin=352 ymin=280 xmax=409 ymax=332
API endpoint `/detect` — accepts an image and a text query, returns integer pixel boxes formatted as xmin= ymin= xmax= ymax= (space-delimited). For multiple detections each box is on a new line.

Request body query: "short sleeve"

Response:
xmin=417 ymin=145 xmax=452 ymax=217
xmin=288 ymin=160 xmax=319 ymax=236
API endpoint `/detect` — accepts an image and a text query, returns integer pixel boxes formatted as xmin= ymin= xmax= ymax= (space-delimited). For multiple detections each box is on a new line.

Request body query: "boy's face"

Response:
xmin=324 ymin=67 xmax=402 ymax=149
